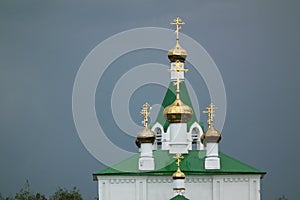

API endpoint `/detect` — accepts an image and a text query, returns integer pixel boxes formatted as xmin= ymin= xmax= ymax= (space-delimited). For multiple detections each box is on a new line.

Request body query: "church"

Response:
xmin=93 ymin=17 xmax=265 ymax=200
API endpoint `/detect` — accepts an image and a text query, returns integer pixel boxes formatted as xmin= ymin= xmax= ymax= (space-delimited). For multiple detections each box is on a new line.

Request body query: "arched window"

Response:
xmin=191 ymin=127 xmax=200 ymax=150
xmin=154 ymin=127 xmax=162 ymax=150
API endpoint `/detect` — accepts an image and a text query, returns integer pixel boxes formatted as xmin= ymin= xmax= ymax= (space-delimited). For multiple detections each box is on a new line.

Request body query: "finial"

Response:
xmin=173 ymin=153 xmax=184 ymax=168
xmin=140 ymin=102 xmax=151 ymax=128
xmin=172 ymin=153 xmax=185 ymax=179
xmin=170 ymin=17 xmax=185 ymax=41
xmin=168 ymin=61 xmax=188 ymax=99
xmin=203 ymin=103 xmax=218 ymax=127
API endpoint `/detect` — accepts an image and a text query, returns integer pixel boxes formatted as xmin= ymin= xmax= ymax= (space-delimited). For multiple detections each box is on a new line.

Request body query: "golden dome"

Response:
xmin=135 ymin=127 xmax=156 ymax=148
xmin=201 ymin=125 xmax=222 ymax=144
xmin=164 ymin=98 xmax=193 ymax=123
xmin=173 ymin=167 xmax=186 ymax=179
xmin=168 ymin=41 xmax=187 ymax=63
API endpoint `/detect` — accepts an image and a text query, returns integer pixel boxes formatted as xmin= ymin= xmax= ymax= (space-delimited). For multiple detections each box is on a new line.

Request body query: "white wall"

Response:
xmin=96 ymin=174 xmax=261 ymax=200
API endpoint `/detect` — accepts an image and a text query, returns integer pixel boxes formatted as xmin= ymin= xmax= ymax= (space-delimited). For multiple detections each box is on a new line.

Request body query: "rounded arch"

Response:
xmin=189 ymin=122 xmax=204 ymax=150
xmin=151 ymin=123 xmax=164 ymax=150
xmin=154 ymin=127 xmax=162 ymax=150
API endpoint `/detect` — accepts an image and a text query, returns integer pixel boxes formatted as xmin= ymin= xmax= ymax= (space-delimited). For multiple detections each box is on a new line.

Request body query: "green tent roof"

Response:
xmin=152 ymin=82 xmax=201 ymax=132
xmin=93 ymin=150 xmax=265 ymax=178
xmin=170 ymin=195 xmax=189 ymax=200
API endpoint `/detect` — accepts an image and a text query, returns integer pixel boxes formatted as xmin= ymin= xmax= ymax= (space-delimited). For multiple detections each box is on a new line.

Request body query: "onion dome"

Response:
xmin=135 ymin=102 xmax=156 ymax=148
xmin=164 ymin=98 xmax=193 ymax=123
xmin=201 ymin=103 xmax=222 ymax=144
xmin=201 ymin=125 xmax=222 ymax=144
xmin=168 ymin=17 xmax=187 ymax=63
xmin=135 ymin=127 xmax=156 ymax=148
xmin=168 ymin=41 xmax=187 ymax=63
xmin=172 ymin=167 xmax=186 ymax=179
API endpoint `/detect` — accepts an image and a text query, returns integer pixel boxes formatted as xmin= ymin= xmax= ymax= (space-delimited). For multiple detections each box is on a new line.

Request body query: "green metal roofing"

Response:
xmin=152 ymin=82 xmax=199 ymax=132
xmin=93 ymin=150 xmax=265 ymax=178
xmin=170 ymin=195 xmax=189 ymax=200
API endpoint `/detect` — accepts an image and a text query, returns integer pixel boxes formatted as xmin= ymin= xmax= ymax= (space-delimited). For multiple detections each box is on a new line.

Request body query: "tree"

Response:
xmin=0 ymin=193 xmax=13 ymax=200
xmin=14 ymin=180 xmax=46 ymax=200
xmin=277 ymin=195 xmax=288 ymax=200
xmin=49 ymin=187 xmax=82 ymax=200
xmin=1 ymin=181 xmax=83 ymax=200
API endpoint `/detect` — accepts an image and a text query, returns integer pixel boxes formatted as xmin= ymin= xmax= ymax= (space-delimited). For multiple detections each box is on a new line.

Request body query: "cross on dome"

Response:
xmin=168 ymin=62 xmax=188 ymax=99
xmin=140 ymin=102 xmax=151 ymax=128
xmin=170 ymin=17 xmax=185 ymax=40
xmin=203 ymin=103 xmax=218 ymax=127
xmin=173 ymin=153 xmax=184 ymax=168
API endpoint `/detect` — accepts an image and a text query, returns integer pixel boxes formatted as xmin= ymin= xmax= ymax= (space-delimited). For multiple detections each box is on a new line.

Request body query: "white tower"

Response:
xmin=172 ymin=153 xmax=186 ymax=197
xmin=151 ymin=17 xmax=204 ymax=152
xmin=163 ymin=63 xmax=193 ymax=154
xmin=135 ymin=103 xmax=156 ymax=170
xmin=201 ymin=103 xmax=222 ymax=169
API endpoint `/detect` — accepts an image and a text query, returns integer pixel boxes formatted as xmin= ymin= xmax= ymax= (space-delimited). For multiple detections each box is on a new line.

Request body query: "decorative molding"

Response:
xmin=147 ymin=178 xmax=172 ymax=183
xmin=109 ymin=179 xmax=136 ymax=184
xmin=223 ymin=177 xmax=249 ymax=182
xmin=186 ymin=178 xmax=212 ymax=183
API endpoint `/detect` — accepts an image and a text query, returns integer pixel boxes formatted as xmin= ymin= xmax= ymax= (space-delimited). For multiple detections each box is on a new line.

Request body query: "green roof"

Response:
xmin=93 ymin=150 xmax=265 ymax=178
xmin=152 ymin=82 xmax=200 ymax=132
xmin=170 ymin=195 xmax=189 ymax=200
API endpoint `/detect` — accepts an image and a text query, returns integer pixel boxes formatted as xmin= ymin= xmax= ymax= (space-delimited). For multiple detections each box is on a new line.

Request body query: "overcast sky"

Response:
xmin=0 ymin=0 xmax=299 ymax=199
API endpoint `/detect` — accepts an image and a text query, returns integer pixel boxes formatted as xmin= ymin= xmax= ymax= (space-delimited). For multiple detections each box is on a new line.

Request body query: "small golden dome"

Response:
xmin=135 ymin=127 xmax=156 ymax=148
xmin=164 ymin=98 xmax=193 ymax=123
xmin=168 ymin=41 xmax=187 ymax=63
xmin=201 ymin=125 xmax=222 ymax=144
xmin=173 ymin=168 xmax=186 ymax=179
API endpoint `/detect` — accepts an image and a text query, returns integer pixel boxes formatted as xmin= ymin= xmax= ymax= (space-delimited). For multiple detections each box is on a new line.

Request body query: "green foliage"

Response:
xmin=277 ymin=195 xmax=288 ymax=200
xmin=48 ymin=187 xmax=82 ymax=200
xmin=0 ymin=180 xmax=82 ymax=200
xmin=0 ymin=193 xmax=13 ymax=200
xmin=14 ymin=180 xmax=46 ymax=200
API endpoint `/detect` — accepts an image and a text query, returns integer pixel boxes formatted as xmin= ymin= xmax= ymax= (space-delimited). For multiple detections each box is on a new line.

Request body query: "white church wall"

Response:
xmin=147 ymin=177 xmax=173 ymax=200
xmin=185 ymin=176 xmax=213 ymax=200
xmin=96 ymin=174 xmax=261 ymax=200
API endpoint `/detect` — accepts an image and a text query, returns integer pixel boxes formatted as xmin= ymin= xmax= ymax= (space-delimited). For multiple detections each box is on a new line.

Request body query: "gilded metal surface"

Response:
xmin=136 ymin=103 xmax=155 ymax=147
xmin=164 ymin=99 xmax=193 ymax=123
xmin=168 ymin=17 xmax=187 ymax=62
xmin=203 ymin=103 xmax=218 ymax=127
xmin=170 ymin=16 xmax=185 ymax=40
xmin=203 ymin=125 xmax=221 ymax=143
xmin=136 ymin=127 xmax=156 ymax=139
xmin=164 ymin=61 xmax=192 ymax=123
xmin=173 ymin=153 xmax=186 ymax=179
xmin=201 ymin=103 xmax=221 ymax=144
xmin=140 ymin=102 xmax=151 ymax=128
xmin=168 ymin=42 xmax=187 ymax=62
xmin=173 ymin=188 xmax=186 ymax=190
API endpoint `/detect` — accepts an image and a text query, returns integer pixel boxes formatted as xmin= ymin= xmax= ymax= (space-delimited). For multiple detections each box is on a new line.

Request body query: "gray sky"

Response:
xmin=0 ymin=0 xmax=299 ymax=199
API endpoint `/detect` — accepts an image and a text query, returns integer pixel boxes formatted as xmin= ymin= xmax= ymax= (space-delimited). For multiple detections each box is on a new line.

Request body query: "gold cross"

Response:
xmin=203 ymin=103 xmax=218 ymax=127
xmin=168 ymin=61 xmax=188 ymax=97
xmin=173 ymin=153 xmax=184 ymax=167
xmin=170 ymin=17 xmax=185 ymax=40
xmin=140 ymin=102 xmax=151 ymax=127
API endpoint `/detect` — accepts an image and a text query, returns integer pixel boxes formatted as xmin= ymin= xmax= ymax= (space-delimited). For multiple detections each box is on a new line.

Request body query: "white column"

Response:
xmin=206 ymin=143 xmax=219 ymax=157
xmin=173 ymin=179 xmax=185 ymax=196
xmin=170 ymin=123 xmax=187 ymax=142
xmin=140 ymin=143 xmax=153 ymax=157
xmin=139 ymin=143 xmax=155 ymax=170
xmin=169 ymin=123 xmax=189 ymax=154
xmin=205 ymin=143 xmax=220 ymax=170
